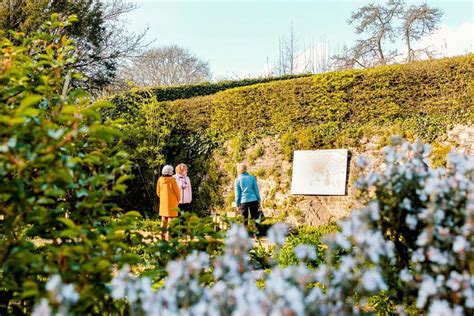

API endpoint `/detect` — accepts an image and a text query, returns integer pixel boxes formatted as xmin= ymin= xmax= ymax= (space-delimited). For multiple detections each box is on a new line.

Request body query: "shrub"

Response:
xmin=316 ymin=138 xmax=473 ymax=314
xmin=278 ymin=224 xmax=340 ymax=268
xmin=107 ymin=73 xmax=312 ymax=118
xmin=0 ymin=16 xmax=143 ymax=314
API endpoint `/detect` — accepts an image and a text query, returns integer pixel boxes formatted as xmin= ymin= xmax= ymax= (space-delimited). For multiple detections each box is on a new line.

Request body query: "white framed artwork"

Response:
xmin=291 ymin=149 xmax=348 ymax=195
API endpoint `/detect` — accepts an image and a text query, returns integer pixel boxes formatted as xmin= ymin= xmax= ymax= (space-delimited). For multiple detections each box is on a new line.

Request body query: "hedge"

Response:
xmin=109 ymin=55 xmax=473 ymax=144
xmin=209 ymin=55 xmax=473 ymax=141
xmin=105 ymin=74 xmax=311 ymax=120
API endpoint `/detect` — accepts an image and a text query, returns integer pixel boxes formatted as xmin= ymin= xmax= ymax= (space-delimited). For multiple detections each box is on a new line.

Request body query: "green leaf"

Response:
xmin=18 ymin=95 xmax=42 ymax=114
xmin=59 ymin=229 xmax=81 ymax=238
xmin=124 ymin=211 xmax=142 ymax=218
xmin=21 ymin=281 xmax=39 ymax=298
xmin=120 ymin=253 xmax=142 ymax=264
xmin=57 ymin=217 xmax=79 ymax=230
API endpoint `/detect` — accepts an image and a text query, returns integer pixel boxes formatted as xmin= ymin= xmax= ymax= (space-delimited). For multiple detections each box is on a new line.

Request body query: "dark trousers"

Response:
xmin=179 ymin=203 xmax=191 ymax=213
xmin=240 ymin=201 xmax=259 ymax=226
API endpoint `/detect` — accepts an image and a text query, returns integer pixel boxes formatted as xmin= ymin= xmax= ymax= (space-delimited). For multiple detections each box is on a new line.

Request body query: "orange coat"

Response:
xmin=156 ymin=176 xmax=181 ymax=217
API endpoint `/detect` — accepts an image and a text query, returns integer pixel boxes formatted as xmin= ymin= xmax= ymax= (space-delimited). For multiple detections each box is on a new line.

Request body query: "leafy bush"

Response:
xmin=316 ymin=138 xmax=473 ymax=314
xmin=278 ymin=224 xmax=340 ymax=268
xmin=0 ymin=16 xmax=146 ymax=314
xmin=211 ymin=56 xmax=472 ymax=143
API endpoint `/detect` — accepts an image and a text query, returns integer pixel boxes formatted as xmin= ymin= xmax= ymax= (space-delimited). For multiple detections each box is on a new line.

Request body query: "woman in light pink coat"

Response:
xmin=173 ymin=163 xmax=192 ymax=213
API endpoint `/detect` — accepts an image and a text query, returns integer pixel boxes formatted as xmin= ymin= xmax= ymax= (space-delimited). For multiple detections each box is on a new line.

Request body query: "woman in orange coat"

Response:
xmin=156 ymin=165 xmax=181 ymax=241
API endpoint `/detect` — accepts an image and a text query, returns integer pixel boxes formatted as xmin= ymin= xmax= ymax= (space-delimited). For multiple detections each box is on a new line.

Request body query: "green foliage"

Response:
xmin=134 ymin=213 xmax=224 ymax=281
xmin=228 ymin=135 xmax=245 ymax=162
xmin=247 ymin=144 xmax=264 ymax=163
xmin=430 ymin=142 xmax=452 ymax=168
xmin=278 ymin=224 xmax=340 ymax=268
xmin=0 ymin=18 xmax=145 ymax=314
xmin=108 ymin=73 xmax=312 ymax=114
xmin=0 ymin=1 xmax=135 ymax=90
xmin=104 ymin=93 xmax=222 ymax=215
xmin=211 ymin=56 xmax=473 ymax=144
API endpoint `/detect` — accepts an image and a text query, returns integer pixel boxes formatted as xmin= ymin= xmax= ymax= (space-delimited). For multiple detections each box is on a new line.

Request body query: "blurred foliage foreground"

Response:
xmin=0 ymin=16 xmax=222 ymax=314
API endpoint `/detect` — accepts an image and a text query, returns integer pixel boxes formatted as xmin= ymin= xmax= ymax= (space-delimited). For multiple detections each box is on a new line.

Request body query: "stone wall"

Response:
xmin=216 ymin=124 xmax=473 ymax=226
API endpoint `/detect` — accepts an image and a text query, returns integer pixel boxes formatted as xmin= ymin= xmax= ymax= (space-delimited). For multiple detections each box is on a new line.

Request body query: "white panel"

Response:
xmin=291 ymin=149 xmax=348 ymax=195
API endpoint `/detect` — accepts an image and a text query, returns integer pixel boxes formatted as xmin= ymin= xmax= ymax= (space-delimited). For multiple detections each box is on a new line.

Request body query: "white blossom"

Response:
xmin=267 ymin=222 xmax=288 ymax=246
xmin=406 ymin=214 xmax=418 ymax=229
xmin=400 ymin=268 xmax=413 ymax=282
xmin=32 ymin=298 xmax=52 ymax=316
xmin=453 ymin=236 xmax=467 ymax=253
xmin=416 ymin=277 xmax=437 ymax=308
xmin=293 ymin=245 xmax=317 ymax=261
xmin=361 ymin=269 xmax=387 ymax=292
xmin=427 ymin=300 xmax=458 ymax=316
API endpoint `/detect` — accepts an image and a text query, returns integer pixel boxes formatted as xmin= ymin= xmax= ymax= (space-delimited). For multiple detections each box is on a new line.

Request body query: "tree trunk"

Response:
xmin=405 ymin=29 xmax=412 ymax=63
xmin=377 ymin=30 xmax=385 ymax=65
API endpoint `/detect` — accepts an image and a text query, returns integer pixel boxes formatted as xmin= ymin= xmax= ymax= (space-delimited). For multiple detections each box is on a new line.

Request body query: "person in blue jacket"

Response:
xmin=234 ymin=163 xmax=261 ymax=227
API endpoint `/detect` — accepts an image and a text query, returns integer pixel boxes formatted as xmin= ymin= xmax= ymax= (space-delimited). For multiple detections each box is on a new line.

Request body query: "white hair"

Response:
xmin=161 ymin=165 xmax=174 ymax=176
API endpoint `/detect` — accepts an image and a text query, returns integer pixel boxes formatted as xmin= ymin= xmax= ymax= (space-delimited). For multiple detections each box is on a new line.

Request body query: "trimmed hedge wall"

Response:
xmin=208 ymin=55 xmax=473 ymax=141
xmin=106 ymin=74 xmax=311 ymax=120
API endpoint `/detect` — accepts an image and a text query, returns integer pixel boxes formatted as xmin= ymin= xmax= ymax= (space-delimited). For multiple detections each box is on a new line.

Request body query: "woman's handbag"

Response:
xmin=255 ymin=206 xmax=265 ymax=224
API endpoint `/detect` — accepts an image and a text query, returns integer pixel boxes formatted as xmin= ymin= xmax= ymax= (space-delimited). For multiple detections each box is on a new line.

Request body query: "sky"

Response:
xmin=124 ymin=0 xmax=474 ymax=79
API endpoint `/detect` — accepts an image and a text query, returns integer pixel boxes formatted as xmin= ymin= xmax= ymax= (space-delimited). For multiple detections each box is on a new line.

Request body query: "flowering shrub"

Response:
xmin=32 ymin=139 xmax=473 ymax=315
xmin=315 ymin=138 xmax=473 ymax=314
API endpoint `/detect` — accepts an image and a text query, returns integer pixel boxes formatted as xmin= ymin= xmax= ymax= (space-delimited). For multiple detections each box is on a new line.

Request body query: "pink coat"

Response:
xmin=173 ymin=174 xmax=192 ymax=204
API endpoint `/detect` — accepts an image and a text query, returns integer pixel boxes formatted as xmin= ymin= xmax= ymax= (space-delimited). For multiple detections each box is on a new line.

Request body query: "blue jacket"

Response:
xmin=234 ymin=172 xmax=261 ymax=206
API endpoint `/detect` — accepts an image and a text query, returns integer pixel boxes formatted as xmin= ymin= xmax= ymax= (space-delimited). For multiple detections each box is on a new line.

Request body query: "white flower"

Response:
xmin=427 ymin=247 xmax=448 ymax=265
xmin=453 ymin=236 xmax=467 ymax=253
xmin=334 ymin=232 xmax=351 ymax=250
xmin=416 ymin=230 xmax=430 ymax=246
xmin=367 ymin=201 xmax=380 ymax=220
xmin=356 ymin=156 xmax=369 ymax=168
xmin=411 ymin=249 xmax=425 ymax=262
xmin=427 ymin=300 xmax=456 ymax=316
xmin=464 ymin=283 xmax=474 ymax=308
xmin=338 ymin=256 xmax=356 ymax=274
xmin=45 ymin=275 xmax=62 ymax=293
xmin=416 ymin=277 xmax=437 ymax=308
xmin=400 ymin=268 xmax=413 ymax=283
xmin=111 ymin=265 xmax=131 ymax=299
xmin=267 ymin=222 xmax=288 ymax=246
xmin=405 ymin=214 xmax=418 ymax=230
xmin=294 ymin=245 xmax=317 ymax=261
xmin=361 ymin=269 xmax=387 ymax=292
xmin=446 ymin=271 xmax=463 ymax=291
xmin=62 ymin=284 xmax=79 ymax=304
xmin=401 ymin=198 xmax=412 ymax=210
xmin=32 ymin=298 xmax=52 ymax=316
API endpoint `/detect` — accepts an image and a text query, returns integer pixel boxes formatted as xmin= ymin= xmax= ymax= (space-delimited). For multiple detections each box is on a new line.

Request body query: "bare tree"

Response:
xmin=273 ymin=22 xmax=301 ymax=75
xmin=332 ymin=0 xmax=444 ymax=70
xmin=348 ymin=0 xmax=403 ymax=66
xmin=118 ymin=45 xmax=211 ymax=87
xmin=401 ymin=3 xmax=442 ymax=62
xmin=304 ymin=38 xmax=331 ymax=74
